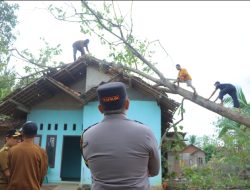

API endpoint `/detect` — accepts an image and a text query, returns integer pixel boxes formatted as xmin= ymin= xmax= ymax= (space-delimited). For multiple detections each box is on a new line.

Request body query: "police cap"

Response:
xmin=5 ymin=129 xmax=21 ymax=138
xmin=97 ymin=82 xmax=127 ymax=111
xmin=21 ymin=121 xmax=38 ymax=136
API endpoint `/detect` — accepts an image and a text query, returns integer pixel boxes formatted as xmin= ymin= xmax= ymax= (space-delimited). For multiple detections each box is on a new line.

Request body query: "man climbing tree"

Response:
xmin=72 ymin=39 xmax=90 ymax=61
xmin=173 ymin=64 xmax=197 ymax=95
xmin=207 ymin=81 xmax=240 ymax=110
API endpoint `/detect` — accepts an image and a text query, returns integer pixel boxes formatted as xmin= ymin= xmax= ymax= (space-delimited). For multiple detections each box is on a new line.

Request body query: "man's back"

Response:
xmin=7 ymin=142 xmax=48 ymax=190
xmin=82 ymin=113 xmax=160 ymax=190
xmin=216 ymin=83 xmax=234 ymax=90
xmin=72 ymin=40 xmax=88 ymax=48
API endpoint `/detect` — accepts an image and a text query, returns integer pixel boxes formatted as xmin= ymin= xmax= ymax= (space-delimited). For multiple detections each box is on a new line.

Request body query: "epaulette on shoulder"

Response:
xmin=83 ymin=122 xmax=98 ymax=134
xmin=134 ymin=120 xmax=144 ymax=124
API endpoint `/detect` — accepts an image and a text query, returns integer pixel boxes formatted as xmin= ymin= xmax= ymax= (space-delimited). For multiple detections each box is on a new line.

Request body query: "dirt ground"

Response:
xmin=41 ymin=184 xmax=163 ymax=190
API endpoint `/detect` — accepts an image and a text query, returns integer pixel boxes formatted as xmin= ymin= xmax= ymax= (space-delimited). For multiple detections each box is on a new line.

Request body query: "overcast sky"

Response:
xmin=10 ymin=1 xmax=250 ymax=138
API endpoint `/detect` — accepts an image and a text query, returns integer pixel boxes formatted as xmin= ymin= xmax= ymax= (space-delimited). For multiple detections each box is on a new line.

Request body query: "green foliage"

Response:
xmin=48 ymin=1 xmax=157 ymax=74
xmin=0 ymin=1 xmax=19 ymax=59
xmin=14 ymin=38 xmax=63 ymax=88
xmin=0 ymin=64 xmax=15 ymax=100
xmin=218 ymin=87 xmax=250 ymax=137
xmin=188 ymin=135 xmax=197 ymax=145
xmin=0 ymin=2 xmax=64 ymax=101
xmin=177 ymin=88 xmax=250 ymax=189
xmin=202 ymin=143 xmax=216 ymax=162
xmin=161 ymin=126 xmax=186 ymax=180
xmin=0 ymin=1 xmax=18 ymax=100
xmin=181 ymin=166 xmax=214 ymax=190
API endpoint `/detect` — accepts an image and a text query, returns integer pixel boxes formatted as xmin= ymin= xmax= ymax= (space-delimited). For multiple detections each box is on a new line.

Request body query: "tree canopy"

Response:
xmin=0 ymin=1 xmax=19 ymax=100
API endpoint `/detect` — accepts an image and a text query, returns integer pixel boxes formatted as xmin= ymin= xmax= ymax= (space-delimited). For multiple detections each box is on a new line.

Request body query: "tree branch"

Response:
xmin=82 ymin=0 xmax=166 ymax=82
xmin=159 ymin=98 xmax=186 ymax=148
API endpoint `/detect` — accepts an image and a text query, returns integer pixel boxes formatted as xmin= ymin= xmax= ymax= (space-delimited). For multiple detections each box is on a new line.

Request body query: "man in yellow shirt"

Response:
xmin=0 ymin=129 xmax=21 ymax=190
xmin=173 ymin=64 xmax=197 ymax=95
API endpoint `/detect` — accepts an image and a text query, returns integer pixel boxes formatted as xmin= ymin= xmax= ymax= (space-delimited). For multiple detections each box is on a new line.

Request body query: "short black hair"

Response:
xmin=214 ymin=81 xmax=220 ymax=85
xmin=21 ymin=121 xmax=38 ymax=137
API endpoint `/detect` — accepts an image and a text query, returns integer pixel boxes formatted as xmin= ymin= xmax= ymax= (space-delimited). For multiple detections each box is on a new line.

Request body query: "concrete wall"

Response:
xmin=192 ymin=151 xmax=206 ymax=166
xmin=180 ymin=151 xmax=205 ymax=167
xmin=27 ymin=109 xmax=83 ymax=182
xmin=33 ymin=93 xmax=82 ymax=110
xmin=69 ymin=78 xmax=86 ymax=94
xmin=85 ymin=67 xmax=111 ymax=92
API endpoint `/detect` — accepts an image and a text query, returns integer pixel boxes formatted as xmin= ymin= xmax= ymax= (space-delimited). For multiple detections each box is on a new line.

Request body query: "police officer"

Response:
xmin=81 ymin=82 xmax=160 ymax=190
xmin=72 ymin=39 xmax=90 ymax=61
xmin=0 ymin=129 xmax=21 ymax=190
xmin=7 ymin=121 xmax=48 ymax=190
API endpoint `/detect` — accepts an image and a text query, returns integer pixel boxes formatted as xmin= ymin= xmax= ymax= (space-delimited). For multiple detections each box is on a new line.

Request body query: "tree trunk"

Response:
xmin=162 ymin=79 xmax=250 ymax=128
xmin=90 ymin=56 xmax=250 ymax=128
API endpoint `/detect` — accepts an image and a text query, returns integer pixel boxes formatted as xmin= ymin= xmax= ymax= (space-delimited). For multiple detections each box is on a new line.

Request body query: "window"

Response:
xmin=34 ymin=135 xmax=42 ymax=146
xmin=73 ymin=124 xmax=76 ymax=131
xmin=54 ymin=124 xmax=58 ymax=131
xmin=64 ymin=124 xmax=67 ymax=130
xmin=46 ymin=135 xmax=57 ymax=168
xmin=40 ymin=124 xmax=43 ymax=130
xmin=48 ymin=124 xmax=51 ymax=130
xmin=189 ymin=159 xmax=193 ymax=166
xmin=197 ymin=157 xmax=203 ymax=166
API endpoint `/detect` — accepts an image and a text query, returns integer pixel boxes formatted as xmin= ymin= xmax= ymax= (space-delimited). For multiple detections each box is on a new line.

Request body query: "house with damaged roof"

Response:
xmin=0 ymin=56 xmax=179 ymax=186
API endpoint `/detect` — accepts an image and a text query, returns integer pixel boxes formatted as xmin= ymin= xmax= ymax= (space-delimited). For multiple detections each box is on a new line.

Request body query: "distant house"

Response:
xmin=164 ymin=132 xmax=186 ymax=177
xmin=179 ymin=144 xmax=206 ymax=168
xmin=166 ymin=139 xmax=205 ymax=177
xmin=0 ymin=56 xmax=179 ymax=186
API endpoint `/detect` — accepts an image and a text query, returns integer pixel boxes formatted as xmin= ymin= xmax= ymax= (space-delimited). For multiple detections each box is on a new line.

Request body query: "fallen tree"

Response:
xmin=48 ymin=1 xmax=250 ymax=127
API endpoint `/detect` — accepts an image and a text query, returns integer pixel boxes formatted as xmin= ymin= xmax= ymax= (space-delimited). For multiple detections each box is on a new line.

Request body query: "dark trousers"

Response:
xmin=73 ymin=46 xmax=85 ymax=61
xmin=219 ymin=87 xmax=240 ymax=108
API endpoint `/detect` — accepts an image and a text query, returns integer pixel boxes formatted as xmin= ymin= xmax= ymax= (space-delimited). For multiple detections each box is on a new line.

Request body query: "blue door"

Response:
xmin=61 ymin=136 xmax=81 ymax=181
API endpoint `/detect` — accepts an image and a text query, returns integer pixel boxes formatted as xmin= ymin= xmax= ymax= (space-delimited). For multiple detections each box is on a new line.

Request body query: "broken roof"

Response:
xmin=0 ymin=56 xmax=179 ymax=127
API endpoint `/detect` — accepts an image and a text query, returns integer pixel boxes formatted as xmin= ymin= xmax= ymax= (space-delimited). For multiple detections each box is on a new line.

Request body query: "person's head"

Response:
xmin=20 ymin=121 xmax=38 ymax=138
xmin=85 ymin=39 xmax=90 ymax=44
xmin=214 ymin=81 xmax=220 ymax=87
xmin=176 ymin=64 xmax=181 ymax=70
xmin=5 ymin=129 xmax=21 ymax=147
xmin=97 ymin=82 xmax=129 ymax=114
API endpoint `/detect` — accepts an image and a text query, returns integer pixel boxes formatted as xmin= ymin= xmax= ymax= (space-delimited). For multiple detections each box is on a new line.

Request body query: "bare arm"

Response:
xmin=85 ymin=45 xmax=90 ymax=53
xmin=207 ymin=89 xmax=217 ymax=100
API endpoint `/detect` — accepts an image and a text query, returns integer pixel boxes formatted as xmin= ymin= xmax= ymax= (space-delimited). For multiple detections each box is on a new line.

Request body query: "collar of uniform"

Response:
xmin=103 ymin=113 xmax=127 ymax=121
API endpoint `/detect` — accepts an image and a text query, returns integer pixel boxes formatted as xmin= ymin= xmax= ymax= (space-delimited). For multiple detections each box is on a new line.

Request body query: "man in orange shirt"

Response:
xmin=7 ymin=121 xmax=48 ymax=190
xmin=173 ymin=64 xmax=197 ymax=95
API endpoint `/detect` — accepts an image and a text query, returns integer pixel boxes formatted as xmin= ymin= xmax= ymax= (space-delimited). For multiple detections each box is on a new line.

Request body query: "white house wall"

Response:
xmin=85 ymin=67 xmax=111 ymax=92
